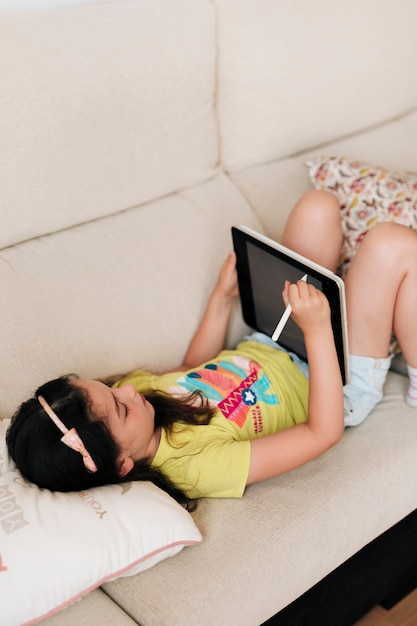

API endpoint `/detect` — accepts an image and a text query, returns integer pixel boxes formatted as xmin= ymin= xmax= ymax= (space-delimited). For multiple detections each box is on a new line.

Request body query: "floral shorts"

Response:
xmin=304 ymin=155 xmax=417 ymax=355
xmin=304 ymin=156 xmax=417 ymax=282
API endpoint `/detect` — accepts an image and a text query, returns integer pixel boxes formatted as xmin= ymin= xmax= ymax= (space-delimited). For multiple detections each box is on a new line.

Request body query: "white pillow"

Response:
xmin=0 ymin=419 xmax=202 ymax=626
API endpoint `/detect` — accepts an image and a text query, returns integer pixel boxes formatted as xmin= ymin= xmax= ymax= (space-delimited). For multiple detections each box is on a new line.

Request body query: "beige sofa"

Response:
xmin=1 ymin=1 xmax=417 ymax=625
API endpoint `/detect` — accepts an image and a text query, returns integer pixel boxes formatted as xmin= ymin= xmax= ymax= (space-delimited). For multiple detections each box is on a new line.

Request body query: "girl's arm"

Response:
xmin=247 ymin=279 xmax=344 ymax=485
xmin=180 ymin=251 xmax=239 ymax=369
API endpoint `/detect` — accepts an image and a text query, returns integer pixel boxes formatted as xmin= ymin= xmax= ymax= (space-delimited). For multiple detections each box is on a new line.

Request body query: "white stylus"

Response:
xmin=271 ymin=274 xmax=308 ymax=342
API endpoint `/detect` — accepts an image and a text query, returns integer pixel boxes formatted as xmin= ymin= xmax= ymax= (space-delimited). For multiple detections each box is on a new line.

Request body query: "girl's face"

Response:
xmin=76 ymin=379 xmax=160 ymax=476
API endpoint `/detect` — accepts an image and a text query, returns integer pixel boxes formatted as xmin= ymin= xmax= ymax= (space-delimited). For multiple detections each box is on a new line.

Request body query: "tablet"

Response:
xmin=232 ymin=225 xmax=349 ymax=384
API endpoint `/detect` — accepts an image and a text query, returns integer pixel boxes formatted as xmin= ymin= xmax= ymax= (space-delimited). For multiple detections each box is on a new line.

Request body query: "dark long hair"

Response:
xmin=6 ymin=375 xmax=215 ymax=511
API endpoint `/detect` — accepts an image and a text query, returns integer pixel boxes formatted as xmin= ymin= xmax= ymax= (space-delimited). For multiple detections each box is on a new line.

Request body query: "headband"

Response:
xmin=38 ymin=395 xmax=98 ymax=473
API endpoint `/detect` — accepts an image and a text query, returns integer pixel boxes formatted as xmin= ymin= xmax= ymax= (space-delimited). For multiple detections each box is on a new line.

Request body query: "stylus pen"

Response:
xmin=271 ymin=274 xmax=308 ymax=342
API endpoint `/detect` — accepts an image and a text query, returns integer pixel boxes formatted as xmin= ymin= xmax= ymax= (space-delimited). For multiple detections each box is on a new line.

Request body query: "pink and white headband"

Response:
xmin=38 ymin=395 xmax=98 ymax=473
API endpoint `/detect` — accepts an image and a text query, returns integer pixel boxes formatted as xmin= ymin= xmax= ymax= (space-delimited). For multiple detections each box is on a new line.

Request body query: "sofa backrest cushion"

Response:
xmin=0 ymin=0 xmax=217 ymax=249
xmin=0 ymin=173 xmax=259 ymax=418
xmin=215 ymin=0 xmax=417 ymax=171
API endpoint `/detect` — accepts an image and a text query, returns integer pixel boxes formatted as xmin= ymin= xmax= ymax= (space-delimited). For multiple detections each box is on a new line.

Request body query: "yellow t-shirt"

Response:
xmin=113 ymin=341 xmax=308 ymax=498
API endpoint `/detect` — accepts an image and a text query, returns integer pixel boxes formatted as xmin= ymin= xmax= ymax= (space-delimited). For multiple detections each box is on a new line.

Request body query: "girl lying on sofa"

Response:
xmin=7 ymin=190 xmax=417 ymax=509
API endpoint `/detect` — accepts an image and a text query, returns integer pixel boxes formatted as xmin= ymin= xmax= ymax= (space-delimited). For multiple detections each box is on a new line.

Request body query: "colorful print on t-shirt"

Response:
xmin=167 ymin=355 xmax=278 ymax=428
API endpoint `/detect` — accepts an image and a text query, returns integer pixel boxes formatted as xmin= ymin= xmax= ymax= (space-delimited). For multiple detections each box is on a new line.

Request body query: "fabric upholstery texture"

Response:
xmin=102 ymin=372 xmax=417 ymax=625
xmin=1 ymin=0 xmax=417 ymax=624
xmin=231 ymin=111 xmax=417 ymax=243
xmin=0 ymin=173 xmax=260 ymax=419
xmin=0 ymin=0 xmax=217 ymax=248
xmin=215 ymin=0 xmax=417 ymax=171
xmin=38 ymin=589 xmax=137 ymax=626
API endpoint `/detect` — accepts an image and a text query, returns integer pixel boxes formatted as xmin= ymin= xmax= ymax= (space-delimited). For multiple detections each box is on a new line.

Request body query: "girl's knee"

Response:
xmin=368 ymin=221 xmax=415 ymax=237
xmin=292 ymin=190 xmax=340 ymax=224
xmin=296 ymin=189 xmax=339 ymax=210
xmin=366 ymin=222 xmax=417 ymax=251
xmin=283 ymin=190 xmax=343 ymax=271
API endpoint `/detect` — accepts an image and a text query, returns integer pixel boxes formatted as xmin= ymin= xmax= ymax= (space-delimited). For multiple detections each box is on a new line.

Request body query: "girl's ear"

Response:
xmin=118 ymin=455 xmax=134 ymax=477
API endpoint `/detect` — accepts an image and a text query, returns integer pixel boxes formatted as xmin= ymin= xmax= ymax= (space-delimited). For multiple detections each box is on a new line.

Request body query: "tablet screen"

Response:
xmin=246 ymin=240 xmax=322 ymax=360
xmin=232 ymin=225 xmax=348 ymax=384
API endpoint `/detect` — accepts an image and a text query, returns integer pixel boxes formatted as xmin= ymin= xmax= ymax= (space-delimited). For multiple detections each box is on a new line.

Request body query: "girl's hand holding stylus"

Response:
xmin=282 ymin=279 xmax=331 ymax=337
xmin=247 ymin=277 xmax=343 ymax=487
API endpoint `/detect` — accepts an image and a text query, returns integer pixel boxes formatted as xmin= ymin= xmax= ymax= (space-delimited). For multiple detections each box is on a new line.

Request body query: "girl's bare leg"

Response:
xmin=345 ymin=222 xmax=417 ymax=366
xmin=343 ymin=222 xmax=417 ymax=419
xmin=283 ymin=195 xmax=417 ymax=418
xmin=281 ymin=190 xmax=343 ymax=272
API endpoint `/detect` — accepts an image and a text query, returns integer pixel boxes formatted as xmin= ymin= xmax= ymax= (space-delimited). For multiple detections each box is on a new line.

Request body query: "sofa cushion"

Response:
xmin=230 ymin=110 xmax=417 ymax=244
xmin=0 ymin=0 xmax=217 ymax=248
xmin=0 ymin=173 xmax=260 ymax=419
xmin=305 ymin=155 xmax=417 ymax=276
xmin=101 ymin=372 xmax=417 ymax=626
xmin=215 ymin=0 xmax=417 ymax=171
xmin=38 ymin=589 xmax=137 ymax=626
xmin=0 ymin=420 xmax=201 ymax=626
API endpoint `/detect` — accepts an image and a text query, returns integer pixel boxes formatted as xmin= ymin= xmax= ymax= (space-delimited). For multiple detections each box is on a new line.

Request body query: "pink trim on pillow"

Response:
xmin=22 ymin=540 xmax=201 ymax=626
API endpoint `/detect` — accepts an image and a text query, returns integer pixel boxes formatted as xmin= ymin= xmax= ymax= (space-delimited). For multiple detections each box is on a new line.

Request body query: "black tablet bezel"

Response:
xmin=232 ymin=225 xmax=348 ymax=385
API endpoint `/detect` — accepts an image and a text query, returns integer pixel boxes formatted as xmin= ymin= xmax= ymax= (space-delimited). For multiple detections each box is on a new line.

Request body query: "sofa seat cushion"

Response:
xmin=33 ymin=589 xmax=137 ymax=626
xmin=101 ymin=372 xmax=417 ymax=626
